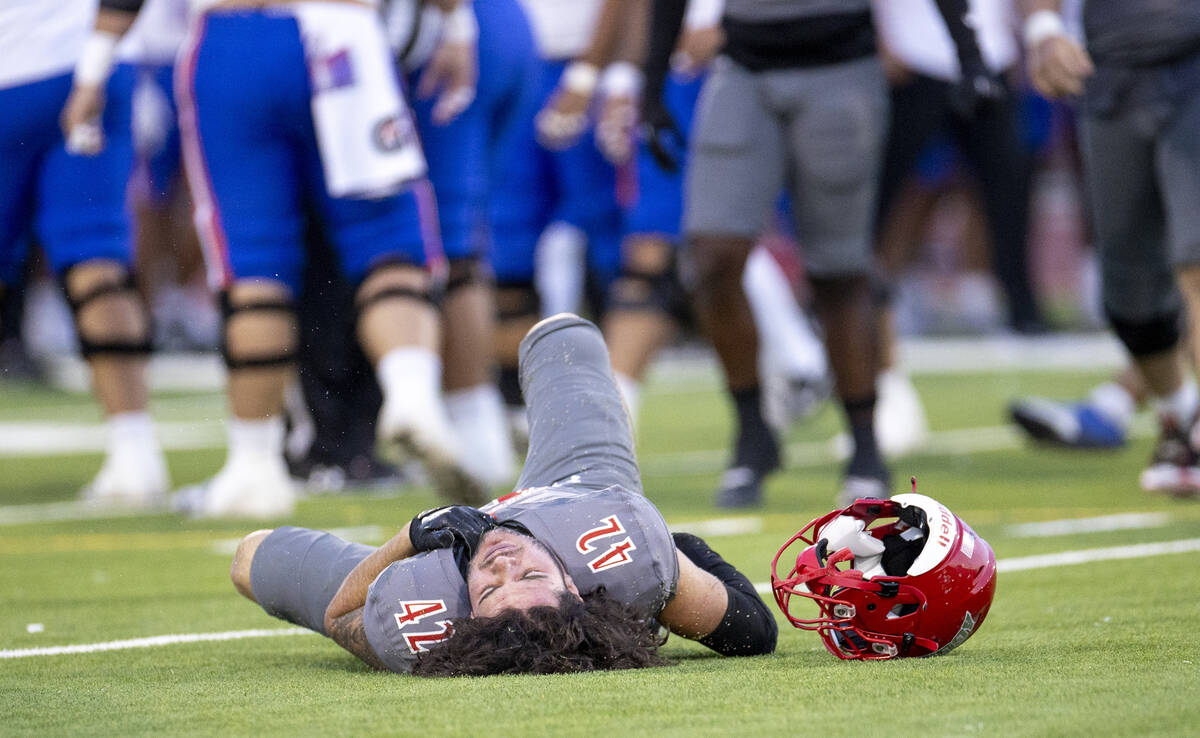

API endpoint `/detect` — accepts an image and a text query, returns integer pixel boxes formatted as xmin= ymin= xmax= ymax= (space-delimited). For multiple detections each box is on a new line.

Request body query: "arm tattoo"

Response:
xmin=328 ymin=608 xmax=388 ymax=671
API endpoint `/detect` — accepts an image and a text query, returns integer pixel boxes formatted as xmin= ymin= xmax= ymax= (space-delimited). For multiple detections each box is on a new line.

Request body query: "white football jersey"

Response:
xmin=0 ymin=0 xmax=95 ymax=89
xmin=517 ymin=0 xmax=604 ymax=59
xmin=873 ymin=0 xmax=1019 ymax=81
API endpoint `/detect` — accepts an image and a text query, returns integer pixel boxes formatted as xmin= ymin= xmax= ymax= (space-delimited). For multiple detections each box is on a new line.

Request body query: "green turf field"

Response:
xmin=2 ymin=366 xmax=1198 ymax=737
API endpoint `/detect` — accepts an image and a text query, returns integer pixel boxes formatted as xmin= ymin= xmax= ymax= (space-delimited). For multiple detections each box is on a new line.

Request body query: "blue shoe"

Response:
xmin=1009 ymin=398 xmax=1126 ymax=449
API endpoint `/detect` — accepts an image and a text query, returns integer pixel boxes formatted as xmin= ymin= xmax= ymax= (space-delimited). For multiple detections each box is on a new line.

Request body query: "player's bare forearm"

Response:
xmin=1021 ymin=0 xmax=1063 ymax=16
xmin=613 ymin=0 xmax=649 ymax=65
xmin=326 ymin=608 xmax=388 ymax=670
xmin=579 ymin=0 xmax=639 ymax=67
xmin=323 ymin=528 xmax=416 ymax=632
xmin=658 ymin=550 xmax=728 ymax=638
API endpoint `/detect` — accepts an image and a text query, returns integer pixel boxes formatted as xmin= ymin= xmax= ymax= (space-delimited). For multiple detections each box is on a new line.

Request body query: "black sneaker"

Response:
xmin=1139 ymin=417 xmax=1200 ymax=498
xmin=715 ymin=466 xmax=767 ymax=508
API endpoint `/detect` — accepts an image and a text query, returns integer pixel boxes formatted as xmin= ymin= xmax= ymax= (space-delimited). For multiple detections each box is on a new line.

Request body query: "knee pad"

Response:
xmin=355 ymin=261 xmax=441 ymax=316
xmin=495 ymin=282 xmax=540 ymax=323
xmin=445 ymin=257 xmax=492 ymax=298
xmin=606 ymin=259 xmax=688 ymax=324
xmin=63 ymin=269 xmax=153 ymax=359
xmin=219 ymin=291 xmax=297 ymax=370
xmin=1105 ymin=308 xmax=1182 ymax=358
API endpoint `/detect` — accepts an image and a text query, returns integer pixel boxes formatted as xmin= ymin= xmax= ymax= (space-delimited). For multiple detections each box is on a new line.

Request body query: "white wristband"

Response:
xmin=684 ymin=0 xmax=724 ymax=31
xmin=562 ymin=61 xmax=600 ymax=96
xmin=443 ymin=3 xmax=478 ymax=45
xmin=74 ymin=31 xmax=119 ymax=87
xmin=600 ymin=62 xmax=643 ymax=98
xmin=1023 ymin=10 xmax=1066 ymax=48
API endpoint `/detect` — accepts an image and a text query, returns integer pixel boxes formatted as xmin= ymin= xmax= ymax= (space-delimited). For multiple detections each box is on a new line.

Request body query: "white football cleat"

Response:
xmin=176 ymin=454 xmax=297 ymax=519
xmin=377 ymin=389 xmax=488 ymax=506
xmin=80 ymin=446 xmax=169 ymax=508
xmin=831 ymin=370 xmax=930 ymax=460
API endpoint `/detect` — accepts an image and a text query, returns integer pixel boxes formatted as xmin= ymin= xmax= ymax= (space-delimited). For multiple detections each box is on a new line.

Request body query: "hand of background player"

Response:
xmin=418 ymin=37 xmax=477 ymax=125
xmin=1029 ymin=35 xmax=1094 ymax=99
xmin=60 ymin=83 xmax=107 ymax=156
xmin=408 ymin=505 xmax=497 ymax=559
xmin=597 ymin=93 xmax=638 ymax=165
xmin=639 ymin=94 xmax=684 ymax=173
xmin=536 ymin=86 xmax=592 ymax=150
xmin=671 ymin=25 xmax=723 ymax=77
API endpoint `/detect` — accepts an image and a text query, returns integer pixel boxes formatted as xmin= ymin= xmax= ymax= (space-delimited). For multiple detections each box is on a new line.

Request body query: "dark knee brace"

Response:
xmin=1105 ymin=308 xmax=1182 ymax=358
xmin=495 ymin=281 xmax=540 ymax=323
xmin=219 ymin=291 xmax=296 ymax=370
xmin=354 ymin=260 xmax=441 ymax=317
xmin=63 ymin=268 xmax=153 ymax=359
xmin=445 ymin=257 xmax=491 ymax=298
xmin=606 ymin=256 xmax=689 ymax=324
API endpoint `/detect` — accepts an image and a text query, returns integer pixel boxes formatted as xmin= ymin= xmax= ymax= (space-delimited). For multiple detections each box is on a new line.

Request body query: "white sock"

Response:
xmin=744 ymin=246 xmax=827 ymax=378
xmin=614 ymin=371 xmax=641 ymax=432
xmin=1089 ymin=381 xmax=1136 ymax=431
xmin=227 ymin=416 xmax=285 ymax=461
xmin=376 ymin=346 xmax=442 ymax=403
xmin=534 ymin=222 xmax=587 ymax=317
xmin=1152 ymin=379 xmax=1198 ymax=426
xmin=107 ymin=411 xmax=158 ymax=456
xmin=445 ymin=383 xmax=515 ymax=486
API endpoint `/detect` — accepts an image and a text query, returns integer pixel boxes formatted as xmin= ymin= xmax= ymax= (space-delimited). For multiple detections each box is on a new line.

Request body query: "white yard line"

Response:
xmin=1006 ymin=512 xmax=1171 ymax=538
xmin=669 ymin=517 xmax=763 ymax=537
xmin=6 ymin=536 xmax=1200 ymax=658
xmin=0 ymin=420 xmax=224 ymax=457
xmin=0 ymin=627 xmax=311 ymax=659
xmin=209 ymin=526 xmax=386 ymax=555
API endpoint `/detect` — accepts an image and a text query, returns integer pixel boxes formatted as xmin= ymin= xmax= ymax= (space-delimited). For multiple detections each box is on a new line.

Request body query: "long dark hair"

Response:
xmin=412 ymin=589 xmax=669 ymax=677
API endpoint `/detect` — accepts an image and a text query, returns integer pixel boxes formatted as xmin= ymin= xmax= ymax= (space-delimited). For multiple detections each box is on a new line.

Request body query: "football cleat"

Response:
xmin=771 ymin=490 xmax=996 ymax=659
xmin=836 ymin=473 xmax=890 ymax=508
xmin=175 ymin=454 xmax=296 ymax=519
xmin=80 ymin=446 xmax=169 ymax=509
xmin=1139 ymin=417 xmax=1200 ymax=498
xmin=714 ymin=466 xmax=767 ymax=509
xmin=1009 ymin=397 xmax=1126 ymax=449
xmin=377 ymin=389 xmax=488 ymax=506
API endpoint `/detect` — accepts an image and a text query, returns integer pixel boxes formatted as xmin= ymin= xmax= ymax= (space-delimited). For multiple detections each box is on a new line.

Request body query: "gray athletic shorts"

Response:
xmin=684 ymin=55 xmax=888 ymax=277
xmin=515 ymin=314 xmax=641 ymax=494
xmin=249 ymin=526 xmax=372 ymax=635
xmin=1080 ymin=51 xmax=1200 ymax=322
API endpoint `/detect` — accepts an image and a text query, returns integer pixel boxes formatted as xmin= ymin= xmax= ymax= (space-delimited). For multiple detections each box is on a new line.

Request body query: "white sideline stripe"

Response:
xmin=7 ymin=537 xmax=1200 ymax=659
xmin=1006 ymin=513 xmax=1170 ymax=538
xmin=669 ymin=517 xmax=763 ymax=537
xmin=209 ymin=526 xmax=386 ymax=555
xmin=0 ymin=627 xmax=312 ymax=659
xmin=0 ymin=500 xmax=166 ymax=525
xmin=752 ymin=536 xmax=1200 ymax=595
xmin=0 ymin=420 xmax=224 ymax=457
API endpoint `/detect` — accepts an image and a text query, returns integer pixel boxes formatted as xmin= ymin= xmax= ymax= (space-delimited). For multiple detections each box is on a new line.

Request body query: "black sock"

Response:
xmin=731 ymin=386 xmax=779 ymax=473
xmin=843 ymin=393 xmax=888 ymax=480
xmin=498 ymin=365 xmax=523 ymax=409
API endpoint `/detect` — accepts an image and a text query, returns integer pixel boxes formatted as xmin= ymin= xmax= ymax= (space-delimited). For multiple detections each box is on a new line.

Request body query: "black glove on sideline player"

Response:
xmin=408 ymin=505 xmax=498 ymax=562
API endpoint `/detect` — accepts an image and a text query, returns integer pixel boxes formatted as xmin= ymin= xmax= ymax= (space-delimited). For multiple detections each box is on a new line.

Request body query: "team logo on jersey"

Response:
xmin=310 ymin=48 xmax=355 ymax=92
xmin=393 ymin=599 xmax=447 ymax=629
xmin=373 ymin=114 xmax=416 ymax=153
xmin=576 ymin=516 xmax=638 ymax=572
xmin=403 ymin=621 xmax=455 ymax=654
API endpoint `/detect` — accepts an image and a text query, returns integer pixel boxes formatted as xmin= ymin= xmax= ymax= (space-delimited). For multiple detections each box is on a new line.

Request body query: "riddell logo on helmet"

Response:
xmin=936 ymin=504 xmax=956 ymax=548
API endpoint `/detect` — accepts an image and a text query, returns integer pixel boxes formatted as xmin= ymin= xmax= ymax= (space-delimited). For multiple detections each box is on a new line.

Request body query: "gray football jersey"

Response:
xmin=362 ymin=485 xmax=679 ymax=673
xmin=1084 ymin=0 xmax=1200 ymax=66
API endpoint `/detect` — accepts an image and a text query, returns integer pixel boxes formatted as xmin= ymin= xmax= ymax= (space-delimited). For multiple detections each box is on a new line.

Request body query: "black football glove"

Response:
xmin=950 ymin=58 xmax=1006 ymax=118
xmin=408 ymin=505 xmax=498 ymax=563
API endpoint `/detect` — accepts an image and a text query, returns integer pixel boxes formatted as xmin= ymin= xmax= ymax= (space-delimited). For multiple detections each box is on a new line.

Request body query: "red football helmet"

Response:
xmin=771 ymin=491 xmax=996 ymax=660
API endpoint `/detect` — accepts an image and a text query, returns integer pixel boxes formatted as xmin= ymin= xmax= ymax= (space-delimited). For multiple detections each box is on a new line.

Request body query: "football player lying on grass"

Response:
xmin=229 ymin=315 xmax=776 ymax=675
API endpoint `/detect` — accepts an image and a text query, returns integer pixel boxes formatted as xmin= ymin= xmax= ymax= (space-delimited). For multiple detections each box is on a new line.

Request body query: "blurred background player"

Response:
xmin=0 ymin=0 xmax=167 ymax=506
xmin=67 ymin=0 xmax=485 ymax=517
xmin=123 ymin=0 xmax=220 ymax=353
xmin=1021 ymin=0 xmax=1200 ymax=495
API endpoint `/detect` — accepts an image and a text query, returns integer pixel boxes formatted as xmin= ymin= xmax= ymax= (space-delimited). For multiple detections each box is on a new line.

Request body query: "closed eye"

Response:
xmin=478 ymin=571 xmax=546 ymax=605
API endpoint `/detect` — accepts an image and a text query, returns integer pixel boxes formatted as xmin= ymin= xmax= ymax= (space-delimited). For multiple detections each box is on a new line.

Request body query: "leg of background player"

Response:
xmin=358 ymin=264 xmax=487 ymax=505
xmin=1009 ymin=364 xmax=1145 ymax=449
xmin=690 ymin=233 xmax=781 ymax=507
xmin=442 ymin=275 xmax=516 ymax=489
xmin=603 ymin=236 xmax=680 ymax=426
